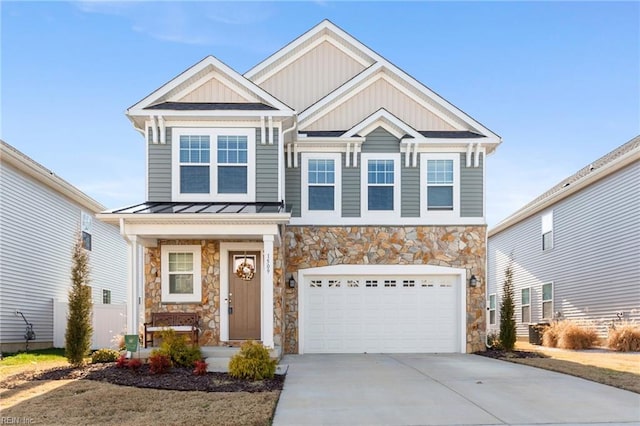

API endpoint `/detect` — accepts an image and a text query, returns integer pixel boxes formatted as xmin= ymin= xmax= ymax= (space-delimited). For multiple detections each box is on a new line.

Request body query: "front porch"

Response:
xmin=97 ymin=201 xmax=290 ymax=354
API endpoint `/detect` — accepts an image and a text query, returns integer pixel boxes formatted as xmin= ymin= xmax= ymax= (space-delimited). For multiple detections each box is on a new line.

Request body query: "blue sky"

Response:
xmin=2 ymin=1 xmax=638 ymax=227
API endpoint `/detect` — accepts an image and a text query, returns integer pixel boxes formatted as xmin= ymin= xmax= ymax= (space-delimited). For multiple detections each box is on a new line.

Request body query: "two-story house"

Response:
xmin=487 ymin=137 xmax=640 ymax=339
xmin=98 ymin=20 xmax=501 ymax=354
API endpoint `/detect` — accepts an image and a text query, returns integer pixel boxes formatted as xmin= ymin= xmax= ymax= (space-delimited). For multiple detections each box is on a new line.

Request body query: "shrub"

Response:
xmin=128 ymin=358 xmax=142 ymax=371
xmin=65 ymin=237 xmax=93 ymax=367
xmin=486 ymin=332 xmax=502 ymax=350
xmin=608 ymin=322 xmax=640 ymax=352
xmin=542 ymin=321 xmax=598 ymax=350
xmin=499 ymin=260 xmax=517 ymax=351
xmin=149 ymin=351 xmax=171 ymax=374
xmin=116 ymin=355 xmax=128 ymax=368
xmin=157 ymin=329 xmax=202 ymax=368
xmin=193 ymin=360 xmax=208 ymax=376
xmin=229 ymin=340 xmax=277 ymax=380
xmin=91 ymin=348 xmax=120 ymax=364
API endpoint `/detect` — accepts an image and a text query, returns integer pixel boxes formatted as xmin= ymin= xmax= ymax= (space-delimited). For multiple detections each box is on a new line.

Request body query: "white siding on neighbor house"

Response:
xmin=305 ymin=78 xmax=456 ymax=132
xmin=0 ymin=161 xmax=127 ymax=348
xmin=487 ymin=161 xmax=640 ymax=337
xmin=259 ymin=41 xmax=366 ymax=112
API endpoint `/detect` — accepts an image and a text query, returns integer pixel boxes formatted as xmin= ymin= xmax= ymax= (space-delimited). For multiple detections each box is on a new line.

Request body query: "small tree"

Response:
xmin=499 ymin=258 xmax=517 ymax=351
xmin=65 ymin=236 xmax=93 ymax=366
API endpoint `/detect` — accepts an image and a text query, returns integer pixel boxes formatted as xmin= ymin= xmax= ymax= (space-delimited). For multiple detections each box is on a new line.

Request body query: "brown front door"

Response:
xmin=229 ymin=252 xmax=261 ymax=340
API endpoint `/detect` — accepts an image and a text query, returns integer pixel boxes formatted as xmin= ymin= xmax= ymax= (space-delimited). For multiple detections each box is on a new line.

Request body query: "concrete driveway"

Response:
xmin=273 ymin=353 xmax=640 ymax=426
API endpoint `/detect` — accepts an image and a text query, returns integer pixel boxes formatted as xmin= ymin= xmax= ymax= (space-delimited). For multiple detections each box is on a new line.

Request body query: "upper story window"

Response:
xmin=217 ymin=136 xmax=248 ymax=194
xmin=420 ymin=153 xmax=460 ymax=217
xmin=172 ymin=128 xmax=255 ymax=202
xmin=179 ymin=135 xmax=210 ymax=193
xmin=361 ymin=153 xmax=400 ymax=218
xmin=542 ymin=211 xmax=554 ymax=251
xmin=302 ymin=153 xmax=341 ymax=219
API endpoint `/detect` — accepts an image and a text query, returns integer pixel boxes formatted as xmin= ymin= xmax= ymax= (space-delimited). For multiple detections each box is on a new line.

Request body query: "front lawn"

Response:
xmin=1 ymin=351 xmax=282 ymax=425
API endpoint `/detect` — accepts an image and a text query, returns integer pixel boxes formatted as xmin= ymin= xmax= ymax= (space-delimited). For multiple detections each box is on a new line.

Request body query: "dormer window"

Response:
xmin=172 ymin=128 xmax=255 ymax=202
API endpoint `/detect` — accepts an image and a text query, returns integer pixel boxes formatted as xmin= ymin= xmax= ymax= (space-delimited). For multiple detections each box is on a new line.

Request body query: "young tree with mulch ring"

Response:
xmin=499 ymin=257 xmax=517 ymax=351
xmin=65 ymin=236 xmax=93 ymax=367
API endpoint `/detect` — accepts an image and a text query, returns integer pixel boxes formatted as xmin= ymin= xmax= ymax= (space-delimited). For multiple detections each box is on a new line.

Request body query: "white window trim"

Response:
xmin=488 ymin=293 xmax=496 ymax=325
xmin=102 ymin=289 xmax=112 ymax=305
xmin=161 ymin=245 xmax=202 ymax=303
xmin=521 ymin=287 xmax=531 ymax=323
xmin=301 ymin=153 xmax=342 ymax=221
xmin=360 ymin=153 xmax=401 ymax=220
xmin=171 ymin=128 xmax=256 ymax=202
xmin=420 ymin=153 xmax=460 ymax=218
xmin=542 ymin=210 xmax=554 ymax=251
xmin=541 ymin=282 xmax=554 ymax=320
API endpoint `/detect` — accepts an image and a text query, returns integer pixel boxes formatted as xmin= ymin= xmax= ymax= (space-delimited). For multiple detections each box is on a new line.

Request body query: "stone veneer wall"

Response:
xmin=283 ymin=226 xmax=487 ymax=354
xmin=145 ymin=239 xmax=285 ymax=347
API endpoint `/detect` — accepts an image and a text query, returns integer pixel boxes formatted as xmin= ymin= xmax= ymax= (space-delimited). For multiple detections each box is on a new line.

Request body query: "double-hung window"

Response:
xmin=361 ymin=153 xmax=400 ymax=218
xmin=521 ymin=288 xmax=531 ymax=323
xmin=542 ymin=282 xmax=553 ymax=320
xmin=489 ymin=294 xmax=496 ymax=325
xmin=161 ymin=245 xmax=202 ymax=303
xmin=542 ymin=211 xmax=554 ymax=251
xmin=217 ymin=135 xmax=248 ymax=194
xmin=420 ymin=153 xmax=460 ymax=217
xmin=302 ymin=153 xmax=341 ymax=219
xmin=172 ymin=128 xmax=255 ymax=201
xmin=179 ymin=135 xmax=210 ymax=194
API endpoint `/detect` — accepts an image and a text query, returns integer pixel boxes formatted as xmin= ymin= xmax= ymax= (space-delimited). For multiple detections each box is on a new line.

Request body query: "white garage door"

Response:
xmin=303 ymin=274 xmax=461 ymax=353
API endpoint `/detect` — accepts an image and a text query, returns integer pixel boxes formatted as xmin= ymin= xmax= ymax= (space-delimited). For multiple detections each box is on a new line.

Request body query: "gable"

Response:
xmin=258 ymin=40 xmax=367 ymax=112
xmin=176 ymin=74 xmax=254 ymax=103
xmin=127 ymin=56 xmax=293 ymax=130
xmin=303 ymin=77 xmax=457 ymax=131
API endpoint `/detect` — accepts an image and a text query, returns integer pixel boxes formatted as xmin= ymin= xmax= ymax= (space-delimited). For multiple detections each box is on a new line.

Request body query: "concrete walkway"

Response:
xmin=273 ymin=353 xmax=640 ymax=425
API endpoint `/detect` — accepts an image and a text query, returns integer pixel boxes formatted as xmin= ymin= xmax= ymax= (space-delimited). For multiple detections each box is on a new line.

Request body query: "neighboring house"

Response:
xmin=487 ymin=136 xmax=640 ymax=339
xmin=98 ymin=20 xmax=501 ymax=354
xmin=0 ymin=140 xmax=127 ymax=353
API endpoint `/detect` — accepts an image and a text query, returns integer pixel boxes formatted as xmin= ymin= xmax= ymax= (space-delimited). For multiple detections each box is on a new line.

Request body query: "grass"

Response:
xmin=0 ymin=348 xmax=67 ymax=365
xmin=0 ymin=348 xmax=69 ymax=379
xmin=1 ymin=348 xmax=280 ymax=425
xmin=1 ymin=380 xmax=279 ymax=426
xmin=510 ymin=341 xmax=640 ymax=394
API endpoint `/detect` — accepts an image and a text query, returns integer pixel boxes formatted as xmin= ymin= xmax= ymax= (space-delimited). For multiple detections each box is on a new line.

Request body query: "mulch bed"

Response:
xmin=475 ymin=348 xmax=548 ymax=360
xmin=1 ymin=363 xmax=284 ymax=393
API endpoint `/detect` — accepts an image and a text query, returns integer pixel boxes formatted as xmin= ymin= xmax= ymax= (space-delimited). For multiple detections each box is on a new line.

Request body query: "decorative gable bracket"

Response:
xmin=400 ymin=140 xmax=485 ymax=168
xmin=286 ymin=137 xmax=364 ymax=168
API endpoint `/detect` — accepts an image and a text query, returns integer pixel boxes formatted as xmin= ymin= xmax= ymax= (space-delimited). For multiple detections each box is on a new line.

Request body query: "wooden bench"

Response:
xmin=144 ymin=312 xmax=200 ymax=348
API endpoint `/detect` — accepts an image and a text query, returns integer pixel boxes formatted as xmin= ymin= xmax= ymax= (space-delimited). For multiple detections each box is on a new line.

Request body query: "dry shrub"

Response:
xmin=542 ymin=321 xmax=598 ymax=350
xmin=607 ymin=322 xmax=640 ymax=352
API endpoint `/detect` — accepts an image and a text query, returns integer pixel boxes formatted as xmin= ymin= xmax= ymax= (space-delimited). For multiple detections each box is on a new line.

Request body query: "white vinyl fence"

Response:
xmin=54 ymin=300 xmax=127 ymax=350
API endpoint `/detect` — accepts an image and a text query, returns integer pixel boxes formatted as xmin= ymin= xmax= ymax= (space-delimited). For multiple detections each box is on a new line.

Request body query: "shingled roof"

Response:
xmin=490 ymin=135 xmax=640 ymax=236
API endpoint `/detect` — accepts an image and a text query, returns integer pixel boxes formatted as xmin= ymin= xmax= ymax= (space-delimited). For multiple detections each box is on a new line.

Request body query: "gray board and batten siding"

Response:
xmin=284 ymin=126 xmax=484 ymax=219
xmin=147 ymin=127 xmax=280 ymax=203
xmin=487 ymin=161 xmax=640 ymax=337
xmin=0 ymin=160 xmax=127 ymax=348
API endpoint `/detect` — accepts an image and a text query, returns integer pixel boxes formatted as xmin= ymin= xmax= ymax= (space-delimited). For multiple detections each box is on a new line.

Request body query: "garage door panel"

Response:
xmin=303 ymin=274 xmax=460 ymax=353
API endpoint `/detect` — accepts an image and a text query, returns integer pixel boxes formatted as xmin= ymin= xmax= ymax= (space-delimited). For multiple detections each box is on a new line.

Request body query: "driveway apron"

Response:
xmin=273 ymin=353 xmax=640 ymax=426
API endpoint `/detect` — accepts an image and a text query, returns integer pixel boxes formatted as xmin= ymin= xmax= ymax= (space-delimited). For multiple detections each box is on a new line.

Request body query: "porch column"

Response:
xmin=262 ymin=235 xmax=275 ymax=348
xmin=126 ymin=236 xmax=143 ymax=335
